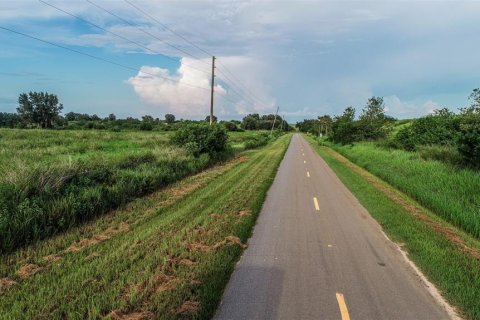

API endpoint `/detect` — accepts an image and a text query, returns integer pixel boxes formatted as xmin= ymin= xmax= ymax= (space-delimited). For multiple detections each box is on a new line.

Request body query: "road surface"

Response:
xmin=215 ymin=134 xmax=452 ymax=320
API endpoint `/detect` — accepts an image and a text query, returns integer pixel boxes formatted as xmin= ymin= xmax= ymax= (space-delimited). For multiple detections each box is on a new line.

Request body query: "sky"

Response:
xmin=0 ymin=0 xmax=479 ymax=122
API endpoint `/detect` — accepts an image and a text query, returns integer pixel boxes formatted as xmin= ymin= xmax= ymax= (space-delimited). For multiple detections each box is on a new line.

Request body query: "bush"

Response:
xmin=393 ymin=114 xmax=460 ymax=150
xmin=171 ymin=123 xmax=228 ymax=156
xmin=139 ymin=122 xmax=153 ymax=131
xmin=458 ymin=114 xmax=480 ymax=167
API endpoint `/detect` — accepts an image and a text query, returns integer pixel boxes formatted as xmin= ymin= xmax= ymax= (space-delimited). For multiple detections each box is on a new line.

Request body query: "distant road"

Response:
xmin=215 ymin=134 xmax=452 ymax=320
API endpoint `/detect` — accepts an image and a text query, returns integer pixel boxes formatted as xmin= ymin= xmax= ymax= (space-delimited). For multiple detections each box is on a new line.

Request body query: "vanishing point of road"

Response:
xmin=215 ymin=134 xmax=454 ymax=320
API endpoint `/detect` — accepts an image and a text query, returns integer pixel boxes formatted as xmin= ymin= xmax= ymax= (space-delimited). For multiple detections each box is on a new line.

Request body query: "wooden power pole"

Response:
xmin=270 ymin=106 xmax=279 ymax=136
xmin=210 ymin=56 xmax=216 ymax=125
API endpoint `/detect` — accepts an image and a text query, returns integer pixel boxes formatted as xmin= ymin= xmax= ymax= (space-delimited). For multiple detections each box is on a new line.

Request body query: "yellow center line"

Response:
xmin=304 ymin=160 xmax=306 ymax=164
xmin=336 ymin=293 xmax=351 ymax=320
xmin=302 ymin=153 xmax=305 ymax=156
xmin=307 ymin=171 xmax=310 ymax=178
xmin=313 ymin=197 xmax=320 ymax=211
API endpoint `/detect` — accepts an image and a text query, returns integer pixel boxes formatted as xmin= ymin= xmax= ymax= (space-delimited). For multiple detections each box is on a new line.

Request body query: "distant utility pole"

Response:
xmin=270 ymin=106 xmax=279 ymax=135
xmin=210 ymin=56 xmax=216 ymax=125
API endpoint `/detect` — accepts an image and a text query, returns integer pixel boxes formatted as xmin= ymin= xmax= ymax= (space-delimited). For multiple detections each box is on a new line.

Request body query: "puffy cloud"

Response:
xmin=127 ymin=56 xmax=276 ymax=119
xmin=127 ymin=58 xmax=225 ymax=118
xmin=3 ymin=1 xmax=480 ymax=120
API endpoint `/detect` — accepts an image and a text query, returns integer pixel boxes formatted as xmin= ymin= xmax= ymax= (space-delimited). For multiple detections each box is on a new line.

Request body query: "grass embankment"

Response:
xmin=0 ymin=134 xmax=291 ymax=319
xmin=0 ymin=129 xmax=268 ymax=253
xmin=322 ymin=140 xmax=480 ymax=239
xmin=305 ymin=135 xmax=480 ymax=320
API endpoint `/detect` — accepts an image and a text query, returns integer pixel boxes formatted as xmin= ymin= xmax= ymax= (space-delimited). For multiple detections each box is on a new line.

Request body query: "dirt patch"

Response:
xmin=93 ymin=234 xmax=111 ymax=241
xmin=0 ymin=277 xmax=17 ymax=294
xmin=209 ymin=213 xmax=221 ymax=219
xmin=237 ymin=210 xmax=252 ymax=218
xmin=176 ymin=301 xmax=199 ymax=315
xmin=16 ymin=264 xmax=42 ymax=279
xmin=325 ymin=148 xmax=480 ymax=261
xmin=108 ymin=310 xmax=154 ymax=320
xmin=178 ymin=258 xmax=197 ymax=266
xmin=43 ymin=254 xmax=62 ymax=263
xmin=104 ymin=222 xmax=130 ymax=236
xmin=188 ymin=242 xmax=211 ymax=252
xmin=65 ymin=222 xmax=129 ymax=253
xmin=154 ymin=274 xmax=179 ymax=293
xmin=213 ymin=236 xmax=247 ymax=249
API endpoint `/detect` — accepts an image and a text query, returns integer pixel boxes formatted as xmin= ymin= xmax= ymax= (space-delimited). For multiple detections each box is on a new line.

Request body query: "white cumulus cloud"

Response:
xmin=127 ymin=58 xmax=226 ymax=118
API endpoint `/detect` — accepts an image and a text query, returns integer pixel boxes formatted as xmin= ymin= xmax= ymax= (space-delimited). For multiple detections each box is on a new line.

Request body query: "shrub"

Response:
xmin=171 ymin=123 xmax=228 ymax=156
xmin=393 ymin=113 xmax=460 ymax=151
xmin=140 ymin=122 xmax=153 ymax=131
xmin=458 ymin=114 xmax=480 ymax=167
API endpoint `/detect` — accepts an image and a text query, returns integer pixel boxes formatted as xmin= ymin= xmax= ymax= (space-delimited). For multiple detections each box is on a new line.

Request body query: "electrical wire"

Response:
xmin=86 ymin=0 xmax=210 ymax=69
xmin=123 ymin=0 xmax=212 ymax=57
xmin=0 ymin=26 xmax=211 ymax=91
xmin=39 ymin=0 xmax=210 ymax=75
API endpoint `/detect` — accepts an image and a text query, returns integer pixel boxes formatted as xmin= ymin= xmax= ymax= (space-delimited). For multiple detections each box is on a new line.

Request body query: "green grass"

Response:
xmin=321 ymin=140 xmax=480 ymax=239
xmin=0 ymin=129 xmax=271 ymax=253
xmin=306 ymin=136 xmax=480 ymax=320
xmin=0 ymin=133 xmax=291 ymax=319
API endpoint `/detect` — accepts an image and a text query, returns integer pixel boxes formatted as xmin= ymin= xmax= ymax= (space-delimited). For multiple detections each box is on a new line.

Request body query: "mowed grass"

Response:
xmin=322 ymin=140 xmax=480 ymax=239
xmin=306 ymin=136 xmax=480 ymax=319
xmin=0 ymin=134 xmax=291 ymax=319
xmin=0 ymin=129 xmax=266 ymax=253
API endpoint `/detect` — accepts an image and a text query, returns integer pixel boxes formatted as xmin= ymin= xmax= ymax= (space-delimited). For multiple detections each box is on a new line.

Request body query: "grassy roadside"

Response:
xmin=319 ymin=140 xmax=480 ymax=239
xmin=0 ymin=134 xmax=291 ymax=320
xmin=304 ymin=135 xmax=480 ymax=320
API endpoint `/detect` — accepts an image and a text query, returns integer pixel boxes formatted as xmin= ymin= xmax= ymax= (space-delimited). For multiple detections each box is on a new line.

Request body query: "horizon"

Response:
xmin=1 ymin=0 xmax=479 ymax=122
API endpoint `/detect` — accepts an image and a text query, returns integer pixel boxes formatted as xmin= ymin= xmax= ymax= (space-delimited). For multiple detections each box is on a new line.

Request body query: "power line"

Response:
xmin=123 ymin=0 xmax=212 ymax=57
xmin=119 ymin=0 xmax=270 ymax=108
xmin=215 ymin=69 xmax=267 ymax=107
xmin=216 ymin=60 xmax=271 ymax=106
xmin=38 ymin=0 xmax=210 ymax=75
xmin=0 ymin=26 xmax=211 ymax=91
xmin=86 ymin=0 xmax=209 ymax=69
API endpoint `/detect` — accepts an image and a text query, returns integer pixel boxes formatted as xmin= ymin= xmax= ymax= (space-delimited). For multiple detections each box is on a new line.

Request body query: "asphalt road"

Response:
xmin=214 ymin=134 xmax=452 ymax=320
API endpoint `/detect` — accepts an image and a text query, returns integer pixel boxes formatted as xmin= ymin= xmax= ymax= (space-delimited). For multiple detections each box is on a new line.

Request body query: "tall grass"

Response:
xmin=0 ymin=134 xmax=291 ymax=319
xmin=0 ymin=129 xmax=268 ymax=253
xmin=324 ymin=141 xmax=480 ymax=238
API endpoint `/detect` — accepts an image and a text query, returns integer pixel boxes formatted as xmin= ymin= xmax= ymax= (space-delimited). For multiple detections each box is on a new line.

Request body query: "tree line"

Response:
xmin=297 ymin=89 xmax=480 ymax=167
xmin=0 ymin=91 xmax=292 ymax=132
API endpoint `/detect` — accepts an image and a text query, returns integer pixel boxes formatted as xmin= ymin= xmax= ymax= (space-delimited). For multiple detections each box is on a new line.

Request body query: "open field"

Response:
xmin=320 ymin=139 xmax=480 ymax=239
xmin=0 ymin=129 xmax=273 ymax=253
xmin=306 ymin=135 xmax=480 ymax=319
xmin=0 ymin=133 xmax=291 ymax=319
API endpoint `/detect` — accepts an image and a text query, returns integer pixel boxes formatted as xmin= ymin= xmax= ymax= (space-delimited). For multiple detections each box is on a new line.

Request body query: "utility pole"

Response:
xmin=210 ymin=56 xmax=216 ymax=125
xmin=270 ymin=106 xmax=279 ymax=136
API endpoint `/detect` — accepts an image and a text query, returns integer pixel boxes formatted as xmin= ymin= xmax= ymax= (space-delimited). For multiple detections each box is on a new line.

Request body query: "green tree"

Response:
xmin=241 ymin=115 xmax=258 ymax=130
xmin=108 ymin=113 xmax=116 ymax=121
xmin=331 ymin=107 xmax=358 ymax=144
xmin=165 ymin=113 xmax=175 ymax=123
xmin=171 ymin=123 xmax=228 ymax=156
xmin=358 ymin=96 xmax=390 ymax=140
xmin=318 ymin=115 xmax=333 ymax=136
xmin=205 ymin=115 xmax=218 ymax=123
xmin=17 ymin=92 xmax=63 ymax=128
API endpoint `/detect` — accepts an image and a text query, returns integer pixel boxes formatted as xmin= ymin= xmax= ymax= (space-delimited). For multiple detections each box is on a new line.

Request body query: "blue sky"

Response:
xmin=1 ymin=1 xmax=479 ymax=122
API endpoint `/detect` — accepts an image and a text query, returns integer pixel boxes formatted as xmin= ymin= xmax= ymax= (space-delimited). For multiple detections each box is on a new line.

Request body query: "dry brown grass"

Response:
xmin=176 ymin=301 xmax=200 ymax=315
xmin=16 ymin=264 xmax=42 ymax=279
xmin=0 ymin=278 xmax=17 ymax=294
